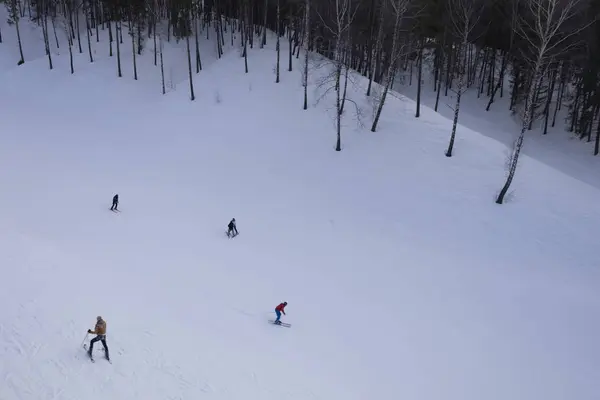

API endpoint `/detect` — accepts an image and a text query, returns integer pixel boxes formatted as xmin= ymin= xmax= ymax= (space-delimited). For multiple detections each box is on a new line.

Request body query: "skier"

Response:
xmin=274 ymin=302 xmax=287 ymax=325
xmin=227 ymin=218 xmax=238 ymax=238
xmin=111 ymin=194 xmax=119 ymax=211
xmin=87 ymin=316 xmax=110 ymax=361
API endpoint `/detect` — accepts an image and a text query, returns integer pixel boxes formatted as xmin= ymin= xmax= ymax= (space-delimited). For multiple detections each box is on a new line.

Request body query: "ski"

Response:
xmin=83 ymin=344 xmax=95 ymax=362
xmin=83 ymin=344 xmax=110 ymax=363
xmin=268 ymin=320 xmax=291 ymax=328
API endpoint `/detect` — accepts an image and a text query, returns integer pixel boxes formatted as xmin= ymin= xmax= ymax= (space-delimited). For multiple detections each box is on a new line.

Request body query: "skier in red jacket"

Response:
xmin=274 ymin=302 xmax=287 ymax=325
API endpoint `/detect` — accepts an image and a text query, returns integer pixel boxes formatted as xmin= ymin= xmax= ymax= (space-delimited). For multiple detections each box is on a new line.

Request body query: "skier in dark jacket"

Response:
xmin=227 ymin=218 xmax=238 ymax=237
xmin=111 ymin=194 xmax=119 ymax=211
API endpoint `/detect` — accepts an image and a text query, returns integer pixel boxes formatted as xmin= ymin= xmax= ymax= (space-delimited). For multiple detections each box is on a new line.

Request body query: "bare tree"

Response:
xmin=243 ymin=0 xmax=249 ymax=72
xmin=5 ymin=0 xmax=25 ymax=64
xmin=194 ymin=0 xmax=202 ymax=73
xmin=130 ymin=10 xmax=138 ymax=80
xmin=371 ymin=0 xmax=417 ymax=132
xmin=186 ymin=24 xmax=195 ymax=100
xmin=85 ymin=0 xmax=94 ymax=63
xmin=445 ymin=0 xmax=483 ymax=157
xmin=302 ymin=0 xmax=310 ymax=109
xmin=486 ymin=0 xmax=520 ymax=111
xmin=261 ymin=0 xmax=268 ymax=47
xmin=37 ymin=0 xmax=53 ymax=69
xmin=275 ymin=0 xmax=281 ymax=82
xmin=116 ymin=20 xmax=123 ymax=77
xmin=316 ymin=0 xmax=360 ymax=151
xmin=62 ymin=0 xmax=74 ymax=73
xmin=496 ymin=0 xmax=588 ymax=203
xmin=415 ymin=37 xmax=424 ymax=117
xmin=152 ymin=0 xmax=166 ymax=94
xmin=366 ymin=0 xmax=384 ymax=97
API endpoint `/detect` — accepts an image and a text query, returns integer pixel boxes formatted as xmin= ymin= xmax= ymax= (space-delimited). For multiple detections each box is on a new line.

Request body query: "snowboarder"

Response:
xmin=87 ymin=316 xmax=110 ymax=361
xmin=274 ymin=302 xmax=287 ymax=325
xmin=111 ymin=194 xmax=119 ymax=211
xmin=227 ymin=218 xmax=238 ymax=238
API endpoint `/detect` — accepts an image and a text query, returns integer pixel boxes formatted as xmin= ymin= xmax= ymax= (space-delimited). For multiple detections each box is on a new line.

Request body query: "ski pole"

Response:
xmin=80 ymin=333 xmax=89 ymax=348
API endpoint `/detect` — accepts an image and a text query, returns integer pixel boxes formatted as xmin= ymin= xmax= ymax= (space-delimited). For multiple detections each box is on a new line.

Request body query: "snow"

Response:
xmin=1 ymin=11 xmax=600 ymax=400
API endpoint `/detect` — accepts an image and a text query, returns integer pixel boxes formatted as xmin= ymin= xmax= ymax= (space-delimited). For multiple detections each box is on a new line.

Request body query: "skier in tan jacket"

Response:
xmin=87 ymin=316 xmax=110 ymax=361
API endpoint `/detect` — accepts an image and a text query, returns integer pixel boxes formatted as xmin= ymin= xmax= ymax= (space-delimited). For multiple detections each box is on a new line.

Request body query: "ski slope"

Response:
xmin=1 ymin=13 xmax=600 ymax=400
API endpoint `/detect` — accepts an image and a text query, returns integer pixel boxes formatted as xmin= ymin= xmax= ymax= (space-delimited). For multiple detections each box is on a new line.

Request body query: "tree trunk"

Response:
xmin=261 ymin=0 xmax=267 ymax=47
xmin=552 ymin=73 xmax=566 ymax=127
xmin=13 ymin=0 xmax=25 ymax=64
xmin=116 ymin=21 xmax=122 ymax=77
xmin=303 ymin=0 xmax=310 ymax=110
xmin=160 ymin=36 xmax=165 ymax=94
xmin=371 ymin=0 xmax=402 ymax=132
xmin=543 ymin=65 xmax=558 ymax=135
xmin=108 ymin=20 xmax=113 ymax=57
xmin=42 ymin=13 xmax=53 ymax=69
xmin=86 ymin=5 xmax=94 ymax=62
xmin=51 ymin=15 xmax=59 ymax=48
xmin=434 ymin=53 xmax=443 ymax=112
xmin=415 ymin=38 xmax=424 ymax=118
xmin=195 ymin=12 xmax=202 ymax=72
xmin=496 ymin=63 xmax=542 ymax=204
xmin=335 ymin=60 xmax=342 ymax=151
xmin=288 ymin=13 xmax=293 ymax=72
xmin=76 ymin=10 xmax=82 ymax=53
xmin=186 ymin=35 xmax=195 ymax=100
xmin=366 ymin=0 xmax=384 ymax=97
xmin=153 ymin=16 xmax=157 ymax=66
xmin=595 ymin=115 xmax=600 ymax=155
xmin=275 ymin=0 xmax=280 ymax=83
xmin=243 ymin=3 xmax=249 ymax=73
xmin=445 ymin=42 xmax=466 ymax=157
xmin=95 ymin=0 xmax=100 ymax=42
xmin=131 ymin=19 xmax=137 ymax=80
xmin=486 ymin=51 xmax=507 ymax=111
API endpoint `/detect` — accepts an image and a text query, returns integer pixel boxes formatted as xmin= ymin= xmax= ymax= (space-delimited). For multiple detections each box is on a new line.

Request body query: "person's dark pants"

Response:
xmin=111 ymin=202 xmax=118 ymax=210
xmin=228 ymin=227 xmax=238 ymax=236
xmin=89 ymin=335 xmax=109 ymax=359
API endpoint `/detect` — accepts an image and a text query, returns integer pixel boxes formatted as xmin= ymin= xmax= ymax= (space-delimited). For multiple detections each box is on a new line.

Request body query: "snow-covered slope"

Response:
xmin=1 ymin=11 xmax=599 ymax=400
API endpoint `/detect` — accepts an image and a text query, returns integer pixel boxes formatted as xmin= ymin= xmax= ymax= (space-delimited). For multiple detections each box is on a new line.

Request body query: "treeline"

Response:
xmin=1 ymin=0 xmax=599 ymax=203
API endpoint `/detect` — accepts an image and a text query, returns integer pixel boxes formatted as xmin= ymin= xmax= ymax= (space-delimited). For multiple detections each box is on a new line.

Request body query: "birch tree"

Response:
xmin=496 ymin=0 xmax=588 ymax=203
xmin=486 ymin=0 xmax=520 ymax=111
xmin=275 ymin=0 xmax=281 ymax=82
xmin=37 ymin=0 xmax=53 ymax=69
xmin=5 ymin=0 xmax=25 ymax=64
xmin=371 ymin=0 xmax=416 ymax=132
xmin=84 ymin=0 xmax=94 ymax=63
xmin=445 ymin=0 xmax=483 ymax=157
xmin=147 ymin=0 xmax=166 ymax=94
xmin=366 ymin=0 xmax=384 ymax=97
xmin=317 ymin=0 xmax=359 ymax=151
xmin=302 ymin=0 xmax=310 ymax=109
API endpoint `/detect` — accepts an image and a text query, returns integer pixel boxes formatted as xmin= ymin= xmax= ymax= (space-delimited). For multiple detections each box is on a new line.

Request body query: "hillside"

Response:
xmin=1 ymin=9 xmax=600 ymax=400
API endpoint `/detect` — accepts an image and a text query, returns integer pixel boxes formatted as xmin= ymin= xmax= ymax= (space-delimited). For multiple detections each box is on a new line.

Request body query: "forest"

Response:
xmin=1 ymin=0 xmax=599 ymax=203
